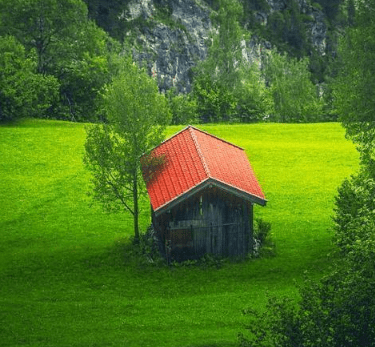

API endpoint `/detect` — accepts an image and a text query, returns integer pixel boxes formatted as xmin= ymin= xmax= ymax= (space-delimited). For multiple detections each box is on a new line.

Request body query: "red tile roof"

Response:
xmin=142 ymin=126 xmax=266 ymax=215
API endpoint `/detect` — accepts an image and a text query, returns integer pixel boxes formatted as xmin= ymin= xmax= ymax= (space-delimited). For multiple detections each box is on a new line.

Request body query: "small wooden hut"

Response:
xmin=141 ymin=126 xmax=266 ymax=261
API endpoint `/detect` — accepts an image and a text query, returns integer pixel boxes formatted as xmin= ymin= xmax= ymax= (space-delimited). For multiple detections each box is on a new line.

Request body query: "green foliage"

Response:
xmin=0 ymin=0 xmax=119 ymax=121
xmin=254 ymin=218 xmax=271 ymax=245
xmin=193 ymin=0 xmax=271 ymax=123
xmin=241 ymin=0 xmax=270 ymax=13
xmin=334 ymin=0 xmax=375 ymax=172
xmin=169 ymin=253 xmax=226 ymax=269
xmin=56 ymin=22 xmax=120 ymax=121
xmin=252 ymin=218 xmax=275 ymax=258
xmin=236 ymin=63 xmax=274 ymax=122
xmin=192 ymin=0 xmax=243 ymax=122
xmin=240 ymin=175 xmax=375 ymax=346
xmin=127 ymin=225 xmax=166 ymax=267
xmin=166 ymin=88 xmax=198 ymax=125
xmin=240 ymin=254 xmax=375 ymax=347
xmin=193 ymin=72 xmax=237 ymax=122
xmin=333 ymin=170 xmax=375 ymax=254
xmin=0 ymin=35 xmax=59 ymax=122
xmin=193 ymin=65 xmax=271 ymax=123
xmin=347 ymin=0 xmax=355 ymax=27
xmin=312 ymin=2 xmax=323 ymax=11
xmin=84 ymin=56 xmax=171 ymax=240
xmin=265 ymin=51 xmax=323 ymax=122
xmin=153 ymin=0 xmax=187 ymax=31
xmin=240 ymin=8 xmax=375 ymax=338
xmin=209 ymin=0 xmax=245 ymax=85
xmin=265 ymin=0 xmax=308 ymax=57
xmin=315 ymin=0 xmax=341 ymax=22
xmin=0 ymin=0 xmax=88 ymax=74
xmin=244 ymin=0 xmax=317 ymax=59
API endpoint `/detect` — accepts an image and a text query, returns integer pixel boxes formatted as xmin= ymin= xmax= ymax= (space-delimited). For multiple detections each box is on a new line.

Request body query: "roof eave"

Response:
xmin=153 ymin=178 xmax=267 ymax=217
xmin=153 ymin=178 xmax=211 ymax=217
xmin=210 ymin=179 xmax=267 ymax=207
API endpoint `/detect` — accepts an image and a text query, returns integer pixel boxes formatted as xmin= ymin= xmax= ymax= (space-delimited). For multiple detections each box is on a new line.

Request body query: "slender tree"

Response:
xmin=265 ymin=51 xmax=323 ymax=122
xmin=193 ymin=0 xmax=270 ymax=122
xmin=84 ymin=57 xmax=171 ymax=241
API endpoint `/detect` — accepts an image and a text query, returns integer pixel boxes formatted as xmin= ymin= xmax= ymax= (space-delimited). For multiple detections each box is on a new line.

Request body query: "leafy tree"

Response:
xmin=166 ymin=88 xmax=198 ymax=125
xmin=193 ymin=73 xmax=237 ymax=122
xmin=315 ymin=0 xmax=341 ymax=22
xmin=0 ymin=35 xmax=58 ymax=122
xmin=193 ymin=0 xmax=270 ymax=122
xmin=209 ymin=0 xmax=245 ymax=89
xmin=55 ymin=21 xmax=120 ymax=121
xmin=192 ymin=0 xmax=243 ymax=122
xmin=0 ymin=0 xmax=87 ymax=75
xmin=266 ymin=0 xmax=307 ymax=57
xmin=265 ymin=51 xmax=323 ymax=122
xmin=84 ymin=57 xmax=171 ymax=241
xmin=83 ymin=0 xmax=131 ymax=41
xmin=0 ymin=0 xmax=119 ymax=121
xmin=236 ymin=62 xmax=273 ymax=122
xmin=333 ymin=170 xmax=375 ymax=254
xmin=334 ymin=0 xmax=375 ymax=173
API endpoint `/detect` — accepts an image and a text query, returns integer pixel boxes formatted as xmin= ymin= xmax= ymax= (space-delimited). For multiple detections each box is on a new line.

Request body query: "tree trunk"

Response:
xmin=133 ymin=171 xmax=140 ymax=243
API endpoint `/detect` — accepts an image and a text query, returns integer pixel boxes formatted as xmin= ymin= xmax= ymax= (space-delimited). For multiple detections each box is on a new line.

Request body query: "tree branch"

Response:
xmin=106 ymin=176 xmax=134 ymax=216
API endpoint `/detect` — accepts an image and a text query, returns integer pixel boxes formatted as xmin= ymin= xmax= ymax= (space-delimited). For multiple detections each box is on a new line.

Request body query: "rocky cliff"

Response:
xmin=92 ymin=0 xmax=329 ymax=92
xmin=124 ymin=0 xmax=211 ymax=93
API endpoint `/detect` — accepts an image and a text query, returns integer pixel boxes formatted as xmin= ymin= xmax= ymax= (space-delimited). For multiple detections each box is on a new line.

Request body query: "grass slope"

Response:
xmin=0 ymin=119 xmax=359 ymax=347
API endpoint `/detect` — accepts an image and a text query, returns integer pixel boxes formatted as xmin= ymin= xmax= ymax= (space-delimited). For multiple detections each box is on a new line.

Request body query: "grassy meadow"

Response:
xmin=0 ymin=119 xmax=359 ymax=346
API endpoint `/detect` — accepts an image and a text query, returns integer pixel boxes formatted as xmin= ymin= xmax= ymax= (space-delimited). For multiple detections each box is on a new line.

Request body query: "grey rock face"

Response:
xmin=127 ymin=0 xmax=211 ymax=93
xmin=309 ymin=9 xmax=327 ymax=54
xmin=125 ymin=0 xmax=328 ymax=93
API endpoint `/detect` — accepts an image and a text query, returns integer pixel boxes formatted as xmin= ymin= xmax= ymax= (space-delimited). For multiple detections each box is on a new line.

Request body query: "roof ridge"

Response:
xmin=189 ymin=127 xmax=211 ymax=178
xmin=142 ymin=126 xmax=191 ymax=157
xmin=187 ymin=125 xmax=244 ymax=151
xmin=143 ymin=125 xmax=244 ymax=157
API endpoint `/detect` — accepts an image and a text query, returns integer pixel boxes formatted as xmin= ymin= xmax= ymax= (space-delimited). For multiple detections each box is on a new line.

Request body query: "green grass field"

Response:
xmin=0 ymin=119 xmax=359 ymax=346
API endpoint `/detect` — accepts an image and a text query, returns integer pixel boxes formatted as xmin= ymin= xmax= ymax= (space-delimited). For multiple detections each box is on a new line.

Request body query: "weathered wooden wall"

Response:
xmin=153 ymin=187 xmax=254 ymax=261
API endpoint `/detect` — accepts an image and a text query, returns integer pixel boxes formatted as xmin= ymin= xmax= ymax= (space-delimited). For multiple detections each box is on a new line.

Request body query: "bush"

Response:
xmin=254 ymin=218 xmax=271 ymax=244
xmin=252 ymin=218 xmax=275 ymax=257
xmin=240 ymin=171 xmax=375 ymax=347
xmin=129 ymin=225 xmax=165 ymax=267
xmin=192 ymin=73 xmax=237 ymax=123
xmin=333 ymin=170 xmax=375 ymax=254
xmin=240 ymin=248 xmax=375 ymax=347
xmin=166 ymin=88 xmax=198 ymax=125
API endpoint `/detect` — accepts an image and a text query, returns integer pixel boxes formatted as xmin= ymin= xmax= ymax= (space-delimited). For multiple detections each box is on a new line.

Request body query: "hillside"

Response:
xmin=0 ymin=120 xmax=359 ymax=346
xmin=84 ymin=0 xmax=343 ymax=92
